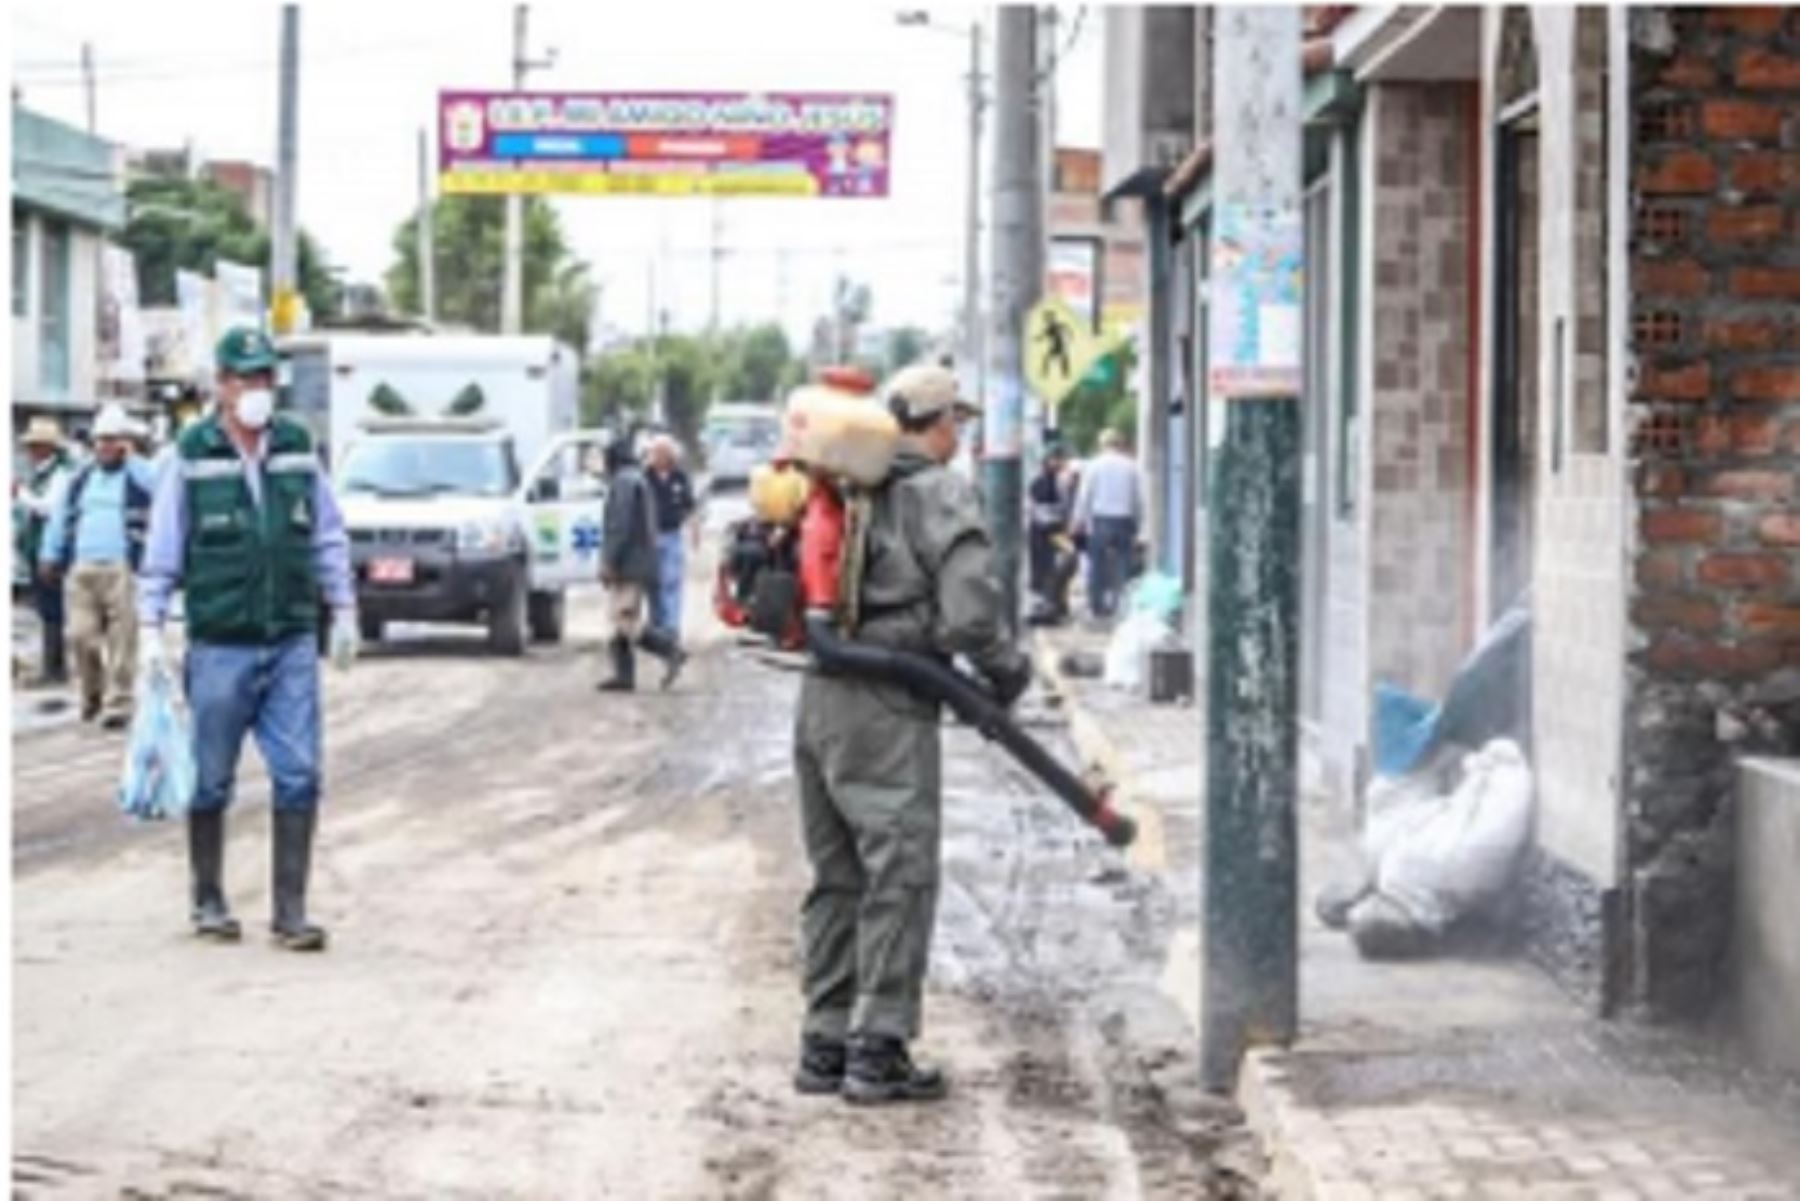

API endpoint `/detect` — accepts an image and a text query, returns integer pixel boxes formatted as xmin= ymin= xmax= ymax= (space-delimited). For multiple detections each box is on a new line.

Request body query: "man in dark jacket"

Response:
xmin=597 ymin=433 xmax=687 ymax=692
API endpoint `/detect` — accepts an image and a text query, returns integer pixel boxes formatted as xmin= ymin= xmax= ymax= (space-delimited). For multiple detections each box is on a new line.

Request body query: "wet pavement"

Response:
xmin=11 ymin=526 xmax=1258 ymax=1198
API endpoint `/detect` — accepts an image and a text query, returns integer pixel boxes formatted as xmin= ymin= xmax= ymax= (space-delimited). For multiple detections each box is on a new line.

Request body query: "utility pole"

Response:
xmin=416 ymin=127 xmax=436 ymax=323
xmin=1036 ymin=5 xmax=1059 ymax=446
xmin=270 ymin=5 xmax=300 ymax=335
xmin=963 ymin=19 xmax=986 ymax=409
xmin=986 ymin=6 xmax=1040 ymax=631
xmin=503 ymin=4 xmax=554 ymax=334
xmin=1200 ymin=6 xmax=1304 ymax=1093
xmin=80 ymin=42 xmax=96 ymax=133
xmin=708 ymin=197 xmax=723 ymax=335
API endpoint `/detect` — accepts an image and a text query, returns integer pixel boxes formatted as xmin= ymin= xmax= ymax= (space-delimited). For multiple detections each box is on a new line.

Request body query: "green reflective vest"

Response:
xmin=180 ymin=415 xmax=320 ymax=645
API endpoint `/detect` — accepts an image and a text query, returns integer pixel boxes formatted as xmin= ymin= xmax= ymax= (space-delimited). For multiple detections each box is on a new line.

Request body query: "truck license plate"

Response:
xmin=369 ymin=557 xmax=414 ymax=585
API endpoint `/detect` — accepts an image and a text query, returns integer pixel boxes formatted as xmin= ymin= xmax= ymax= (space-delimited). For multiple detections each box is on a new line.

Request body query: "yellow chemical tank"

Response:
xmin=748 ymin=463 xmax=811 ymax=526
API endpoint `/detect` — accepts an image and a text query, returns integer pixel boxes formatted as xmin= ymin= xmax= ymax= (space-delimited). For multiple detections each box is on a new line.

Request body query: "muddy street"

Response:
xmin=12 ymin=532 xmax=1253 ymax=1200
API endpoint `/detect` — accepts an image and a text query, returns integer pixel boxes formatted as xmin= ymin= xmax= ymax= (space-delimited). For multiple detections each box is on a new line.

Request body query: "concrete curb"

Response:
xmin=1236 ymin=1048 xmax=1330 ymax=1201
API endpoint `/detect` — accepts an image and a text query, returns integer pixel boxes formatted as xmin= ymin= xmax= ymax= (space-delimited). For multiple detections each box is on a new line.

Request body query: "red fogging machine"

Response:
xmin=714 ymin=370 xmax=1136 ymax=850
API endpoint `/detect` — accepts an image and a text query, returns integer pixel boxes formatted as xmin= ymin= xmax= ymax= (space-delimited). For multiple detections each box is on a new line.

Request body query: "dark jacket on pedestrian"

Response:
xmin=602 ymin=447 xmax=661 ymax=588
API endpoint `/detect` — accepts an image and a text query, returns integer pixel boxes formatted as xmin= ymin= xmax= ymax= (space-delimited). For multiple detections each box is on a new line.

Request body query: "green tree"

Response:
xmin=714 ymin=323 xmax=793 ymax=402
xmin=653 ymin=333 xmax=719 ymax=445
xmin=886 ymin=326 xmax=930 ymax=374
xmin=121 ymin=175 xmax=340 ymax=316
xmin=386 ymin=196 xmax=590 ymax=340
xmin=582 ymin=347 xmax=655 ymax=425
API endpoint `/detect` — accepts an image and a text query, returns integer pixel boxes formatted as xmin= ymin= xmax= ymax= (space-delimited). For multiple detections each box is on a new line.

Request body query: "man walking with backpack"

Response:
xmin=38 ymin=404 xmax=156 ymax=727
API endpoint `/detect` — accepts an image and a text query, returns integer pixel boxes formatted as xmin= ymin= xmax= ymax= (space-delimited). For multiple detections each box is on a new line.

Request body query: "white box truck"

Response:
xmin=280 ymin=332 xmax=615 ymax=654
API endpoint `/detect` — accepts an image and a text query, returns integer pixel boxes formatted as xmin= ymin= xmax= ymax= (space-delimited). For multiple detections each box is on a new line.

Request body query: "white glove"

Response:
xmin=138 ymin=627 xmax=172 ymax=685
xmin=329 ymin=609 xmax=359 ymax=673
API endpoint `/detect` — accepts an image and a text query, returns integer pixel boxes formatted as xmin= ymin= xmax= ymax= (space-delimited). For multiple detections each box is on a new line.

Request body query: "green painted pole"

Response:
xmin=1201 ymin=6 xmax=1303 ymax=1094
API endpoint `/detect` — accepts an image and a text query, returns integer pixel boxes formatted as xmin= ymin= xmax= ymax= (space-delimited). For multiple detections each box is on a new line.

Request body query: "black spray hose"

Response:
xmin=804 ymin=613 xmax=1137 ymax=849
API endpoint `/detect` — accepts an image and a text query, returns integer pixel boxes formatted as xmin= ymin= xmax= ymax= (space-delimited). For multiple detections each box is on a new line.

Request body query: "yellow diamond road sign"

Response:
xmin=1024 ymin=296 xmax=1119 ymax=409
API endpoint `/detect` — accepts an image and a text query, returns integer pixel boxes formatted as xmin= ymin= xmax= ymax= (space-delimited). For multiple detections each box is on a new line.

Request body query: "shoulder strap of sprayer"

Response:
xmin=836 ymin=484 xmax=877 ymax=636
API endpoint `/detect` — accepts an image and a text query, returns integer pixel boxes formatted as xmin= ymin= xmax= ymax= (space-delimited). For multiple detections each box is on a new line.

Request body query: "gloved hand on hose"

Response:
xmin=328 ymin=608 xmax=360 ymax=673
xmin=986 ymin=652 xmax=1034 ymax=709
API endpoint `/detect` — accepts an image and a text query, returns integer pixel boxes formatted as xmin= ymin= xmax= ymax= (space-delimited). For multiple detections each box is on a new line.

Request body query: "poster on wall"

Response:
xmin=98 ymin=245 xmax=144 ymax=383
xmin=1047 ymin=237 xmax=1101 ymax=332
xmin=1208 ymin=203 xmax=1303 ymax=400
xmin=439 ymin=90 xmax=893 ymax=198
xmin=176 ymin=270 xmax=213 ymax=383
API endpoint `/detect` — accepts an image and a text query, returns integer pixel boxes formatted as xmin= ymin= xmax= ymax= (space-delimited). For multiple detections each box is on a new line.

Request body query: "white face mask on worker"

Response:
xmin=236 ymin=389 xmax=274 ymax=430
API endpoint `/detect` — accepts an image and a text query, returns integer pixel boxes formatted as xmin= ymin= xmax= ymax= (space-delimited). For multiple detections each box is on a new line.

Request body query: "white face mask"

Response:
xmin=235 ymin=388 xmax=274 ymax=430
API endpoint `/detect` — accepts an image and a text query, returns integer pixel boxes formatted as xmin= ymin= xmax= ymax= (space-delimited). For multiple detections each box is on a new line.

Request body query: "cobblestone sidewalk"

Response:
xmin=1032 ymin=619 xmax=1800 ymax=1201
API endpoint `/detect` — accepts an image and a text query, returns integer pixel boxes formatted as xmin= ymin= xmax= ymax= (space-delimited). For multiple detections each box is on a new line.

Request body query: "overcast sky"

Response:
xmin=12 ymin=1 xmax=1103 ymax=345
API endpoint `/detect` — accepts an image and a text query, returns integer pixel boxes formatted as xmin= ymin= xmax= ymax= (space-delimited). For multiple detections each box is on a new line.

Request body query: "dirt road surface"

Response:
xmin=13 ymin=521 xmax=1255 ymax=1199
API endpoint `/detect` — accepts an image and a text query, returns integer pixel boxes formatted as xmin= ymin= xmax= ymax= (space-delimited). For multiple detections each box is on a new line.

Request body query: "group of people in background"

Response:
xmin=16 ymin=405 xmax=159 ymax=728
xmin=1026 ymin=426 xmax=1145 ymax=627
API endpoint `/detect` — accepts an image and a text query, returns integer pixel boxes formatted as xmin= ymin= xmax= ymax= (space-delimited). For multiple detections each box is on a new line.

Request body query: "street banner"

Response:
xmin=1047 ymin=237 xmax=1100 ymax=332
xmin=215 ymin=260 xmax=265 ymax=333
xmin=98 ymin=244 xmax=144 ymax=383
xmin=176 ymin=270 xmax=212 ymax=381
xmin=1207 ymin=203 xmax=1303 ymax=400
xmin=437 ymin=91 xmax=893 ymax=198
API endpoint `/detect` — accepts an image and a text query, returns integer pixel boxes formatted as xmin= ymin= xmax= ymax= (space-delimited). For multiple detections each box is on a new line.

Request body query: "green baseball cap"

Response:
xmin=215 ymin=326 xmax=278 ymax=375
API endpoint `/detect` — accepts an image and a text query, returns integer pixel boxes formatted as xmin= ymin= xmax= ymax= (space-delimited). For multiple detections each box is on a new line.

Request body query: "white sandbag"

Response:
xmin=1103 ymin=611 xmax=1170 ymax=693
xmin=779 ymin=387 xmax=899 ymax=486
xmin=1372 ymin=739 xmax=1534 ymax=933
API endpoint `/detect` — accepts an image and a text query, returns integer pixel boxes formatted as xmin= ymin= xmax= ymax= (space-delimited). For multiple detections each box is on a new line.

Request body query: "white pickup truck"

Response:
xmin=281 ymin=333 xmax=615 ymax=654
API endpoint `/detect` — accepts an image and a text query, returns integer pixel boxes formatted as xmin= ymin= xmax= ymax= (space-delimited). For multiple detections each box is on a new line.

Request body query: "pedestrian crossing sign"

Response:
xmin=1024 ymin=296 xmax=1121 ymax=410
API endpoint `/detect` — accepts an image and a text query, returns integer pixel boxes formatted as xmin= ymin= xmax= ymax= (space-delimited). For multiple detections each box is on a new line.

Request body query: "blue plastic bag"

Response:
xmin=1372 ymin=681 xmax=1441 ymax=778
xmin=118 ymin=667 xmax=197 ymax=821
xmin=1126 ymin=571 xmax=1185 ymax=622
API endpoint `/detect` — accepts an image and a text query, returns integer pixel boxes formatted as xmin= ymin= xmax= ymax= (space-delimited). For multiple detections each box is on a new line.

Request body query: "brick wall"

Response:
xmin=1365 ymin=83 xmax=1478 ymax=700
xmin=1626 ymin=6 xmax=1800 ymax=1021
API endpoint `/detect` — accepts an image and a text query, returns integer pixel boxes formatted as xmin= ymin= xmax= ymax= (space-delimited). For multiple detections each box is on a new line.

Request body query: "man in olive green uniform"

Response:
xmin=793 ymin=364 xmax=1032 ymax=1105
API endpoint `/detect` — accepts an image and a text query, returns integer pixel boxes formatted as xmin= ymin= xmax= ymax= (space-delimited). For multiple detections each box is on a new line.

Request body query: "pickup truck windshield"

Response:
xmin=338 ymin=438 xmax=518 ymax=498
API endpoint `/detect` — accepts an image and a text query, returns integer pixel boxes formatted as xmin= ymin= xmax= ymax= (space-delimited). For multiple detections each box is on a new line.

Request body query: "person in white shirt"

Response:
xmin=1070 ymin=428 xmax=1144 ymax=620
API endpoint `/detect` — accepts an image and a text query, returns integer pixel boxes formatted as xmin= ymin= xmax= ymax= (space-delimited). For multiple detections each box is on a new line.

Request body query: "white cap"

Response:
xmin=93 ymin=403 xmax=142 ymax=440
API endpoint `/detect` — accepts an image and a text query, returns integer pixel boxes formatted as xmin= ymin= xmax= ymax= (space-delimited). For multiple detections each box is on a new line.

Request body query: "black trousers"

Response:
xmin=33 ymin=577 xmax=66 ymax=680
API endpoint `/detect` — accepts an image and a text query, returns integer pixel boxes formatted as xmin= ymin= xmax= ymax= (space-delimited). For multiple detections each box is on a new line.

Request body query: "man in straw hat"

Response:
xmin=38 ymin=403 xmax=156 ymax=726
xmin=17 ymin=417 xmax=74 ymax=685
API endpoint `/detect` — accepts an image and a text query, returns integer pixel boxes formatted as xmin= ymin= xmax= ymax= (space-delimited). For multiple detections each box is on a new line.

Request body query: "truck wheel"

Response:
xmin=488 ymin=572 xmax=529 ymax=657
xmin=358 ymin=612 xmax=385 ymax=644
xmin=528 ymin=590 xmax=565 ymax=644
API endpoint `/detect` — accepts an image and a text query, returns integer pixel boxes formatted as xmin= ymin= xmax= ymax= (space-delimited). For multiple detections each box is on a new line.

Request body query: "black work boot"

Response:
xmin=842 ymin=1035 xmax=948 ymax=1105
xmin=638 ymin=628 xmax=688 ymax=690
xmin=597 ymin=635 xmax=636 ymax=692
xmin=793 ymin=1034 xmax=848 ymax=1096
xmin=188 ymin=809 xmax=242 ymax=942
xmin=271 ymin=809 xmax=327 ymax=952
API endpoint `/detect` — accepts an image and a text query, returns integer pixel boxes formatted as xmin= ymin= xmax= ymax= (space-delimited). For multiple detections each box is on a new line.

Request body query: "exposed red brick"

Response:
xmin=1701 ymin=99 xmax=1786 ymax=141
xmin=1736 ymin=47 xmax=1800 ymax=90
xmin=1730 ymin=266 xmax=1800 ymax=301
xmin=1703 ymin=318 xmax=1780 ymax=352
xmin=1732 ymin=364 xmax=1800 ymax=402
xmin=1739 ymin=603 xmax=1800 ymax=640
xmin=1640 ymin=465 xmax=1688 ymax=499
xmin=1660 ymin=54 xmax=1718 ymax=89
xmin=1696 ymin=416 xmax=1733 ymax=457
xmin=1634 ymin=594 xmax=1725 ymax=634
xmin=1759 ymin=513 xmax=1800 ymax=546
xmin=1698 ymin=552 xmax=1789 ymax=590
xmin=1728 ymin=153 xmax=1800 ymax=195
xmin=1706 ymin=469 xmax=1796 ymax=503
xmin=1697 ymin=639 xmax=1786 ymax=677
xmin=1707 ymin=7 xmax=1787 ymax=35
xmin=1707 ymin=205 xmax=1786 ymax=243
xmin=1730 ymin=413 xmax=1781 ymax=456
xmin=1637 ymin=549 xmax=1688 ymax=589
xmin=1642 ymin=508 xmax=1722 ymax=544
xmin=1638 ymin=150 xmax=1719 ymax=195
xmin=1636 ymin=259 xmax=1710 ymax=298
xmin=1637 ymin=360 xmax=1712 ymax=402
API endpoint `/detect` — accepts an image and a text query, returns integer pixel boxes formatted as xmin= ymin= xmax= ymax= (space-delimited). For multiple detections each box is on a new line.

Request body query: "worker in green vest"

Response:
xmin=137 ymin=327 xmax=358 ymax=951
